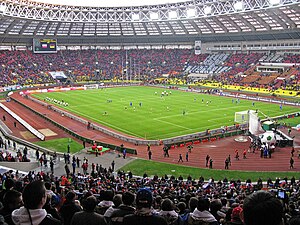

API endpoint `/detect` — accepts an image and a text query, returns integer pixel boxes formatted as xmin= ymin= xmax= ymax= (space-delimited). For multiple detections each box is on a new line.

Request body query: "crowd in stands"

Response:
xmin=0 ymin=49 xmax=299 ymax=91
xmin=0 ymin=162 xmax=299 ymax=225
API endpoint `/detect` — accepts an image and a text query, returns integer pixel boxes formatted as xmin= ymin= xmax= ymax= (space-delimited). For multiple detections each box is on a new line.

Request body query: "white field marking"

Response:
xmin=207 ymin=117 xmax=227 ymax=122
xmin=65 ymin=109 xmax=143 ymax=137
xmin=154 ymin=105 xmax=248 ymax=120
xmin=153 ymin=118 xmax=191 ymax=130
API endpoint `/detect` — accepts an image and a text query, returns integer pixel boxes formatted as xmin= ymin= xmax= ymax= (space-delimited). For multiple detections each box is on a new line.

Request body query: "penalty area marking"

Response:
xmin=153 ymin=118 xmax=191 ymax=130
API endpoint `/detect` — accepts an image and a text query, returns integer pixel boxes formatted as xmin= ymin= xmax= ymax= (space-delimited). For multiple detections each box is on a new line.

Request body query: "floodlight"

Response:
xmin=187 ymin=8 xmax=196 ymax=18
xmin=234 ymin=1 xmax=243 ymax=11
xmin=270 ymin=0 xmax=280 ymax=5
xmin=132 ymin=13 xmax=140 ymax=21
xmin=204 ymin=6 xmax=212 ymax=15
xmin=168 ymin=10 xmax=177 ymax=19
xmin=150 ymin=12 xmax=159 ymax=20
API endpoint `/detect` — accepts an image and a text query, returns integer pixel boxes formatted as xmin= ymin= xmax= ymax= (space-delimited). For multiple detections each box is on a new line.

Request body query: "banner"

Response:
xmin=195 ymin=40 xmax=202 ymax=55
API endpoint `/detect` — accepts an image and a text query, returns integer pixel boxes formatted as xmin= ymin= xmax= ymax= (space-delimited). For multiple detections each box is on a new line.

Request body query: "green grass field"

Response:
xmin=34 ymin=138 xmax=83 ymax=153
xmin=32 ymin=86 xmax=299 ymax=140
xmin=120 ymin=159 xmax=300 ymax=181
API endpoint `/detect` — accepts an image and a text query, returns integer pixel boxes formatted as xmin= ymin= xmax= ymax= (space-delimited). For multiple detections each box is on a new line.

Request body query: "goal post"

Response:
xmin=234 ymin=110 xmax=249 ymax=124
xmin=235 ymin=110 xmax=264 ymax=135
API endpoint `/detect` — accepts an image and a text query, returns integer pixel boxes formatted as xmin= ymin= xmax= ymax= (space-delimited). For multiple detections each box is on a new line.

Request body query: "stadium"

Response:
xmin=0 ymin=0 xmax=300 ymax=223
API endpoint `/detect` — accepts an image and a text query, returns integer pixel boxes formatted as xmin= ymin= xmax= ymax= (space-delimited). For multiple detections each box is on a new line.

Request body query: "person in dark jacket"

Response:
xmin=241 ymin=190 xmax=283 ymax=225
xmin=11 ymin=180 xmax=61 ymax=225
xmin=70 ymin=196 xmax=106 ymax=225
xmin=59 ymin=191 xmax=82 ymax=225
xmin=109 ymin=191 xmax=136 ymax=225
xmin=43 ymin=195 xmax=62 ymax=222
xmin=123 ymin=188 xmax=167 ymax=225
xmin=0 ymin=190 xmax=23 ymax=225
xmin=158 ymin=198 xmax=180 ymax=225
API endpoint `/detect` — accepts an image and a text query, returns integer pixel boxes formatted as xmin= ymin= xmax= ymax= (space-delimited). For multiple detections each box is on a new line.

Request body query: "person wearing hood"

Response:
xmin=186 ymin=197 xmax=218 ymax=225
xmin=11 ymin=180 xmax=61 ymax=225
xmin=158 ymin=198 xmax=180 ymax=225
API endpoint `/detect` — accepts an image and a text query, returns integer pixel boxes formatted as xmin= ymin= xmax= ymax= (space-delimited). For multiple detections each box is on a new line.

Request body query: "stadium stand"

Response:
xmin=0 ymin=0 xmax=300 ymax=223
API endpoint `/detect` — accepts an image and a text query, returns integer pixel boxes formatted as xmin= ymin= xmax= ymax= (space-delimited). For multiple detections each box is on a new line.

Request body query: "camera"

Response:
xmin=277 ymin=190 xmax=286 ymax=199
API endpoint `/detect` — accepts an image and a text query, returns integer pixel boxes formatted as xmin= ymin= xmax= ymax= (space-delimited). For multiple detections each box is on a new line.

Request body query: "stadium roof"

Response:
xmin=0 ymin=0 xmax=300 ymax=46
xmin=33 ymin=0 xmax=185 ymax=7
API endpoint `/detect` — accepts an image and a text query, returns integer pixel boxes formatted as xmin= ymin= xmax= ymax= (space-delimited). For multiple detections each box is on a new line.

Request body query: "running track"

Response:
xmin=2 ymin=92 xmax=299 ymax=172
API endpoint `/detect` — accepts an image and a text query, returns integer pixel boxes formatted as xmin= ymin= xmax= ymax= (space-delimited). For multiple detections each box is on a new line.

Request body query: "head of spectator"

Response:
xmin=158 ymin=198 xmax=179 ymax=225
xmin=22 ymin=180 xmax=46 ymax=210
xmin=0 ymin=178 xmax=16 ymax=203
xmin=210 ymin=198 xmax=225 ymax=223
xmin=231 ymin=206 xmax=243 ymax=224
xmin=66 ymin=191 xmax=76 ymax=202
xmin=102 ymin=189 xmax=115 ymax=202
xmin=189 ymin=197 xmax=218 ymax=225
xmin=113 ymin=194 xmax=123 ymax=208
xmin=177 ymin=202 xmax=187 ymax=215
xmin=154 ymin=195 xmax=162 ymax=210
xmin=71 ymin=195 xmax=106 ymax=225
xmin=4 ymin=178 xmax=15 ymax=190
xmin=82 ymin=196 xmax=98 ymax=212
xmin=97 ymin=190 xmax=115 ymax=215
xmin=122 ymin=191 xmax=135 ymax=206
xmin=123 ymin=188 xmax=167 ymax=225
xmin=12 ymin=180 xmax=60 ymax=225
xmin=197 ymin=198 xmax=210 ymax=211
xmin=0 ymin=190 xmax=22 ymax=225
xmin=289 ymin=216 xmax=300 ymax=225
xmin=188 ymin=197 xmax=198 ymax=212
xmin=136 ymin=188 xmax=153 ymax=209
xmin=2 ymin=190 xmax=23 ymax=212
xmin=241 ymin=190 xmax=283 ymax=225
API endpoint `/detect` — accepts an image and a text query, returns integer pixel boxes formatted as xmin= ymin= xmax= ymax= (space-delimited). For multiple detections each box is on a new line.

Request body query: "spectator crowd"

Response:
xmin=0 ymin=163 xmax=299 ymax=225
xmin=0 ymin=50 xmax=299 ymax=92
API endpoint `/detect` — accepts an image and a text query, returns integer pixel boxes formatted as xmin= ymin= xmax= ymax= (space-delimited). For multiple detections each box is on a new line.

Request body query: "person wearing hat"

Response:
xmin=123 ymin=188 xmax=167 ymax=225
xmin=227 ymin=206 xmax=243 ymax=225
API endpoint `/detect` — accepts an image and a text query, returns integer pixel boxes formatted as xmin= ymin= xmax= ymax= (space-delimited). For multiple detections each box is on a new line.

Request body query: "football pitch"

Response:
xmin=32 ymin=86 xmax=299 ymax=140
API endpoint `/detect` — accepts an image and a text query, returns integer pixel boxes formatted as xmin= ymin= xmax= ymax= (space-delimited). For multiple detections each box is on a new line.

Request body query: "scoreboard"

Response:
xmin=33 ymin=39 xmax=57 ymax=53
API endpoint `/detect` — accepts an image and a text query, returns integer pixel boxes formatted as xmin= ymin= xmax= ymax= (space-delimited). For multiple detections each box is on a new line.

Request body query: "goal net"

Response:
xmin=235 ymin=110 xmax=264 ymax=135
xmin=234 ymin=110 xmax=249 ymax=124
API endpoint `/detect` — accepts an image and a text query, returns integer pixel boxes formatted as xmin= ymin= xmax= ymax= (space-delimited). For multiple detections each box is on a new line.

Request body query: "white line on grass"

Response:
xmin=66 ymin=109 xmax=143 ymax=138
xmin=153 ymin=118 xmax=191 ymax=130
xmin=155 ymin=106 xmax=233 ymax=120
